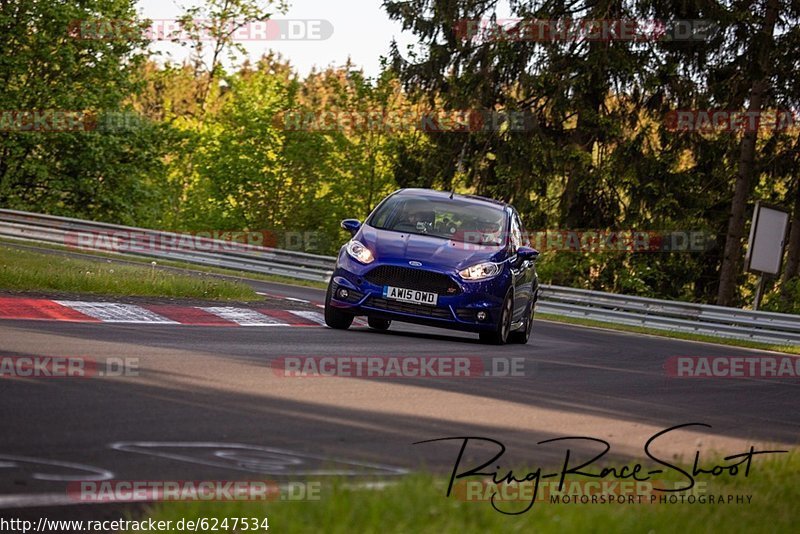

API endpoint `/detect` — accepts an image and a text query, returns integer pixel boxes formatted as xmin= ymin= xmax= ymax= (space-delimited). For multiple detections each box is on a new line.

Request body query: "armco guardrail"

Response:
xmin=536 ymin=286 xmax=800 ymax=345
xmin=0 ymin=209 xmax=335 ymax=282
xmin=2 ymin=209 xmax=799 ymax=345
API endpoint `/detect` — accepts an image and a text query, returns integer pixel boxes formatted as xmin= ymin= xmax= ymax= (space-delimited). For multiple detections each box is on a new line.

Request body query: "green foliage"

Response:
xmin=762 ymin=278 xmax=800 ymax=315
xmin=175 ymin=0 xmax=287 ymax=108
xmin=154 ymin=56 xmax=405 ymax=254
xmin=0 ymin=0 xmax=169 ymax=225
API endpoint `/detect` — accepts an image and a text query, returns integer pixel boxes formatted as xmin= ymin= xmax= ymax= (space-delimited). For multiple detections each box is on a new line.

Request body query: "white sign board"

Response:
xmin=746 ymin=203 xmax=789 ymax=275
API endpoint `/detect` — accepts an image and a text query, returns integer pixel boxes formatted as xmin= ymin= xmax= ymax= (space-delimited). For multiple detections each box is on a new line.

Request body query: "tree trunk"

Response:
xmin=560 ymin=59 xmax=604 ymax=228
xmin=780 ymin=179 xmax=800 ymax=301
xmin=716 ymin=0 xmax=780 ymax=306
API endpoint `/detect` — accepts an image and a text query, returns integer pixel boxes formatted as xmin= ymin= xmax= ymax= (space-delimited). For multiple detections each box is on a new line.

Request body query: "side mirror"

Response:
xmin=341 ymin=219 xmax=362 ymax=236
xmin=516 ymin=246 xmax=539 ymax=261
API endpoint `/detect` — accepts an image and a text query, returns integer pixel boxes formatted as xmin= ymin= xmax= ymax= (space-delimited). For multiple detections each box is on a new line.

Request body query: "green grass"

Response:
xmin=126 ymin=452 xmax=798 ymax=533
xmin=0 ymin=237 xmax=328 ymax=290
xmin=0 ymin=244 xmax=260 ymax=301
xmin=537 ymin=312 xmax=800 ymax=355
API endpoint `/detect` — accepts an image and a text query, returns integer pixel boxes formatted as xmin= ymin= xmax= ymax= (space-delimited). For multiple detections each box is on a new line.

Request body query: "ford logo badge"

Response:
xmin=409 ymin=261 xmax=422 ymax=267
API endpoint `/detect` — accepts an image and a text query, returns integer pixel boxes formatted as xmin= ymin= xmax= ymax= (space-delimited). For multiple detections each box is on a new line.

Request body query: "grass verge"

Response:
xmin=126 ymin=451 xmax=797 ymax=533
xmin=0 ymin=237 xmax=328 ymax=290
xmin=0 ymin=244 xmax=259 ymax=301
xmin=537 ymin=312 xmax=800 ymax=355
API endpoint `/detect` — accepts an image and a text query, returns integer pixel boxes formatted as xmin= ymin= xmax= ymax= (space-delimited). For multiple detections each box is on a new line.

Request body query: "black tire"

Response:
xmin=367 ymin=317 xmax=391 ymax=330
xmin=479 ymin=292 xmax=513 ymax=345
xmin=509 ymin=301 xmax=534 ymax=344
xmin=324 ymin=281 xmax=354 ymax=330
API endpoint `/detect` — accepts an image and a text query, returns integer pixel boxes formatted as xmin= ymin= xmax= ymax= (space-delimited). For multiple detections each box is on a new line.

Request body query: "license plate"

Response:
xmin=383 ymin=286 xmax=438 ymax=306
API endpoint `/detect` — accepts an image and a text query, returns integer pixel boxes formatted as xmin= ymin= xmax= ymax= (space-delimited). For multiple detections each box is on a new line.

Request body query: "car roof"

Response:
xmin=391 ymin=188 xmax=510 ymax=210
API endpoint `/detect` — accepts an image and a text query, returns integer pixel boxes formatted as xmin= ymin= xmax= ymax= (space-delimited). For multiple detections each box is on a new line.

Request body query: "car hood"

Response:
xmin=358 ymin=226 xmax=505 ymax=271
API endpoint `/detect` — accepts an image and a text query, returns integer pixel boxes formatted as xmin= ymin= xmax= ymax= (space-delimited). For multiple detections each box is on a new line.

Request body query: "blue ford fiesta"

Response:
xmin=324 ymin=188 xmax=539 ymax=344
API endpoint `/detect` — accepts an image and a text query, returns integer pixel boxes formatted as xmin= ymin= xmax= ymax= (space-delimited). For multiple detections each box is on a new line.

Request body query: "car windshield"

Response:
xmin=368 ymin=195 xmax=507 ymax=246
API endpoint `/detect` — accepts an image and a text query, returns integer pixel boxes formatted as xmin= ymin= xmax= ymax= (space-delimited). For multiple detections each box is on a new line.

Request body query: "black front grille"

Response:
xmin=364 ymin=266 xmax=460 ymax=295
xmin=455 ymin=309 xmax=477 ymax=322
xmin=367 ymin=297 xmax=453 ymax=319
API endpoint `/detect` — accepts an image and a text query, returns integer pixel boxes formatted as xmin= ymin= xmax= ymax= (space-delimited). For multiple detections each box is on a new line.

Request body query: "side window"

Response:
xmin=517 ymin=213 xmax=530 ymax=247
xmin=368 ymin=197 xmax=398 ymax=228
xmin=510 ymin=213 xmax=522 ymax=252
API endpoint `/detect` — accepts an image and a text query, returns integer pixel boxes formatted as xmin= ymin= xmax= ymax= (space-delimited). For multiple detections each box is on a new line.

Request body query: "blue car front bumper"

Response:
xmin=328 ymin=250 xmax=511 ymax=333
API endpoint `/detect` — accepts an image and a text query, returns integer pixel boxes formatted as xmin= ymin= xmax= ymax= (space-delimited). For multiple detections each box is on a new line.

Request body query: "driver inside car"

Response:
xmin=395 ymin=207 xmax=435 ymax=233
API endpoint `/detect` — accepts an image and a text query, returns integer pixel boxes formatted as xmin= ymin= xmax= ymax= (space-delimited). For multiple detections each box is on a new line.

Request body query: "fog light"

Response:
xmin=477 ymin=311 xmax=487 ymax=321
xmin=338 ymin=288 xmax=349 ymax=299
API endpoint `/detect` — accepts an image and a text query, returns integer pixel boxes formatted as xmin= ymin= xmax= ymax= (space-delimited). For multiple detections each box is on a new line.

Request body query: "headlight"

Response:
xmin=346 ymin=240 xmax=375 ymax=264
xmin=458 ymin=261 xmax=502 ymax=280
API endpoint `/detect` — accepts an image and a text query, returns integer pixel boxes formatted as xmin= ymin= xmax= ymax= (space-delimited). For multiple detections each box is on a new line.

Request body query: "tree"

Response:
xmin=0 ymin=0 xmax=167 ymax=224
xmin=175 ymin=0 xmax=287 ymax=110
xmin=717 ymin=0 xmax=781 ymax=306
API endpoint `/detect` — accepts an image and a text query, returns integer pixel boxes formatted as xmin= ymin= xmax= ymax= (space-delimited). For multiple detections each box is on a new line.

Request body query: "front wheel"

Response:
xmin=479 ymin=292 xmax=513 ymax=345
xmin=509 ymin=301 xmax=534 ymax=344
xmin=324 ymin=281 xmax=354 ymax=329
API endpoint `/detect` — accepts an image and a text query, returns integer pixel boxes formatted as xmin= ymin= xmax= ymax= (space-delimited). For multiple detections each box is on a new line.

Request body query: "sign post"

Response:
xmin=745 ymin=202 xmax=790 ymax=310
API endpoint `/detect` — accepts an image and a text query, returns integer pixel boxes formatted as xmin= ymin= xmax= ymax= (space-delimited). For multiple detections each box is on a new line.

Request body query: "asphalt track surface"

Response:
xmin=0 ymin=245 xmax=798 ymax=521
